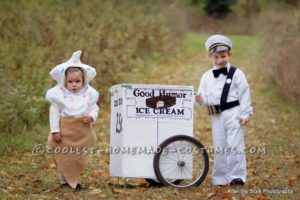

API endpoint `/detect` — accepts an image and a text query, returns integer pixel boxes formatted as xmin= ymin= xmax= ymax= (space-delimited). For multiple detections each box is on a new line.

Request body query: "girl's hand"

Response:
xmin=195 ymin=93 xmax=203 ymax=103
xmin=52 ymin=132 xmax=62 ymax=142
xmin=83 ymin=116 xmax=93 ymax=123
xmin=239 ymin=118 xmax=248 ymax=126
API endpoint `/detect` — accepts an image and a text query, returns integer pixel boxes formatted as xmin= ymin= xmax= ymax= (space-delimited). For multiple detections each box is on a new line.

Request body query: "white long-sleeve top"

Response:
xmin=46 ymin=85 xmax=99 ymax=133
xmin=49 ymin=104 xmax=99 ymax=133
xmin=196 ymin=63 xmax=253 ymax=120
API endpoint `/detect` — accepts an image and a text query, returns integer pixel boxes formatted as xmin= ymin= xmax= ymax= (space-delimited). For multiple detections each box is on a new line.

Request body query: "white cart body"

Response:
xmin=109 ymin=84 xmax=194 ymax=179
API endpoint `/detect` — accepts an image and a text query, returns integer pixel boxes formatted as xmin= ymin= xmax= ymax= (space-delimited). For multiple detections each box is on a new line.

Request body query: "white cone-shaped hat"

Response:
xmin=49 ymin=50 xmax=96 ymax=86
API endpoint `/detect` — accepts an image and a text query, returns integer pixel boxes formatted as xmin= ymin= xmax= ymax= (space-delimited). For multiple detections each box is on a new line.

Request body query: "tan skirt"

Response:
xmin=48 ymin=116 xmax=97 ymax=188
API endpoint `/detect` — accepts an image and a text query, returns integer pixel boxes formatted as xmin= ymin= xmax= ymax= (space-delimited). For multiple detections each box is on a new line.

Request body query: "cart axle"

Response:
xmin=178 ymin=161 xmax=185 ymax=167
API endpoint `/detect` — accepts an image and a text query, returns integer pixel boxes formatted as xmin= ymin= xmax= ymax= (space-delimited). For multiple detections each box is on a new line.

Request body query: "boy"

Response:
xmin=195 ymin=35 xmax=253 ymax=186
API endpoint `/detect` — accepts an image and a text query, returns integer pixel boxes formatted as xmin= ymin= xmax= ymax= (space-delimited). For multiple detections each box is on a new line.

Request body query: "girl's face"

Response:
xmin=209 ymin=50 xmax=230 ymax=68
xmin=66 ymin=71 xmax=83 ymax=93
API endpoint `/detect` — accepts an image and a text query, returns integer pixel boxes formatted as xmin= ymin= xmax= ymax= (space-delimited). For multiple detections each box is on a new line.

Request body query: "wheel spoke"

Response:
xmin=180 ymin=140 xmax=187 ymax=162
xmin=162 ymin=154 xmax=178 ymax=162
xmin=165 ymin=166 xmax=180 ymax=179
xmin=175 ymin=166 xmax=179 ymax=180
xmin=172 ymin=142 xmax=180 ymax=161
xmin=160 ymin=162 xmax=177 ymax=164
xmin=182 ymin=167 xmax=188 ymax=179
xmin=160 ymin=164 xmax=177 ymax=173
xmin=183 ymin=165 xmax=193 ymax=176
xmin=154 ymin=135 xmax=209 ymax=188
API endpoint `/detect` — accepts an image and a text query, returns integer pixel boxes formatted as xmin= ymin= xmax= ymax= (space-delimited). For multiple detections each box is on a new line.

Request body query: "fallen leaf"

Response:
xmin=49 ymin=187 xmax=61 ymax=193
xmin=7 ymin=186 xmax=14 ymax=192
xmin=256 ymin=195 xmax=268 ymax=200
xmin=0 ymin=170 xmax=8 ymax=176
xmin=285 ymin=155 xmax=296 ymax=160
xmin=110 ymin=187 xmax=116 ymax=194
xmin=33 ymin=178 xmax=42 ymax=184
xmin=137 ymin=178 xmax=148 ymax=186
xmin=48 ymin=163 xmax=56 ymax=169
xmin=90 ymin=189 xmax=102 ymax=195
xmin=248 ymin=168 xmax=256 ymax=175
xmin=173 ymin=190 xmax=179 ymax=195
xmin=222 ymin=192 xmax=232 ymax=200
xmin=205 ymin=193 xmax=215 ymax=199
xmin=110 ymin=187 xmax=126 ymax=194
xmin=89 ymin=185 xmax=96 ymax=190
xmin=288 ymin=179 xmax=293 ymax=187
xmin=201 ymin=127 xmax=212 ymax=132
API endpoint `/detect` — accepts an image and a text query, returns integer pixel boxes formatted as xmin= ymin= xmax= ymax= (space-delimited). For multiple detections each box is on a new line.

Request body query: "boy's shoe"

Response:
xmin=230 ymin=178 xmax=244 ymax=186
xmin=60 ymin=183 xmax=71 ymax=188
xmin=75 ymin=183 xmax=87 ymax=191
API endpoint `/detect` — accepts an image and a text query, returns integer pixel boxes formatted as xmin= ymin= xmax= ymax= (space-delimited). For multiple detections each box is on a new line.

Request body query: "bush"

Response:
xmin=0 ymin=0 xmax=181 ymax=134
xmin=257 ymin=9 xmax=300 ymax=106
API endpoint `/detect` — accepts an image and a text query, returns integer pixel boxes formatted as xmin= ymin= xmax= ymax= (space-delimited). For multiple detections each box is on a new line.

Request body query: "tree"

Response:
xmin=192 ymin=0 xmax=236 ymax=18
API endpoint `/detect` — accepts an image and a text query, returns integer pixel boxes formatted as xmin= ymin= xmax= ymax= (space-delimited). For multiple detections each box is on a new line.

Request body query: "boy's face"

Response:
xmin=66 ymin=71 xmax=84 ymax=93
xmin=209 ymin=50 xmax=230 ymax=68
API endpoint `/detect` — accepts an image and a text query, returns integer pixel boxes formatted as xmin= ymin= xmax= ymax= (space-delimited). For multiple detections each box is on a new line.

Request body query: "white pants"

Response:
xmin=211 ymin=106 xmax=246 ymax=185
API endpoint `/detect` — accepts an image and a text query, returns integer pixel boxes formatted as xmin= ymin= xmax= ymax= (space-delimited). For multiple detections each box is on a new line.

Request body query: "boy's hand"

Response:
xmin=52 ymin=132 xmax=61 ymax=142
xmin=195 ymin=93 xmax=203 ymax=103
xmin=239 ymin=118 xmax=248 ymax=126
xmin=83 ymin=116 xmax=93 ymax=123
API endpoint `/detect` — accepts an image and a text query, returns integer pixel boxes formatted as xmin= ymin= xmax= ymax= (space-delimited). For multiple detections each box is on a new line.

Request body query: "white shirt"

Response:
xmin=46 ymin=85 xmax=99 ymax=133
xmin=49 ymin=103 xmax=99 ymax=133
xmin=196 ymin=63 xmax=253 ymax=120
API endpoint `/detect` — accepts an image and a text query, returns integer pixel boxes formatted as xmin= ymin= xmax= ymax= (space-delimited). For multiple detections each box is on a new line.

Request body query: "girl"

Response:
xmin=46 ymin=50 xmax=99 ymax=190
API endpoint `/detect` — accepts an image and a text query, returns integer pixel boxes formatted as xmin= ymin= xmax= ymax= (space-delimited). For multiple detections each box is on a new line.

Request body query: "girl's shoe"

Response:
xmin=60 ymin=183 xmax=71 ymax=188
xmin=75 ymin=183 xmax=87 ymax=191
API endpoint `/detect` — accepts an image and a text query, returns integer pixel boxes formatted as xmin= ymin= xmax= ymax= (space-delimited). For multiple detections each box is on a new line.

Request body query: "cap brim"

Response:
xmin=209 ymin=45 xmax=230 ymax=54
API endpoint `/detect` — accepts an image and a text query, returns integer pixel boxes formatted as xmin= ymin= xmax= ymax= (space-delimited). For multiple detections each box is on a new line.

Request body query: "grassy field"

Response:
xmin=0 ymin=33 xmax=299 ymax=199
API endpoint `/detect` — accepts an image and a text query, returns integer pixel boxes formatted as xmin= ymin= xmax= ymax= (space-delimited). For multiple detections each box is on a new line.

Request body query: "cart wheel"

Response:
xmin=153 ymin=135 xmax=209 ymax=188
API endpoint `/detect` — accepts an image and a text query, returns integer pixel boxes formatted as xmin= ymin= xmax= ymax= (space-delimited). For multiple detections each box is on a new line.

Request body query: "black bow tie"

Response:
xmin=213 ymin=67 xmax=228 ymax=78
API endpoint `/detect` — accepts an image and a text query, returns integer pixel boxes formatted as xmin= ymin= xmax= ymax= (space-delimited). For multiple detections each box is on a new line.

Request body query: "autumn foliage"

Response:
xmin=0 ymin=0 xmax=180 ymax=134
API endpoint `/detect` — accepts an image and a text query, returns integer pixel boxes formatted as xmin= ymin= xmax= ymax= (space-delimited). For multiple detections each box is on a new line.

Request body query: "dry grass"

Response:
xmin=0 ymin=33 xmax=299 ymax=199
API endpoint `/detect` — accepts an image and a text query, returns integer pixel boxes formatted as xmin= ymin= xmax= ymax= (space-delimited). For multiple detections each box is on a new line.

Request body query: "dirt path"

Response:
xmin=0 ymin=33 xmax=299 ymax=199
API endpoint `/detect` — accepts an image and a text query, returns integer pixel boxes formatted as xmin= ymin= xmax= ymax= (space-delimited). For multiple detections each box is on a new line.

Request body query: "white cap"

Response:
xmin=49 ymin=50 xmax=96 ymax=86
xmin=205 ymin=35 xmax=232 ymax=54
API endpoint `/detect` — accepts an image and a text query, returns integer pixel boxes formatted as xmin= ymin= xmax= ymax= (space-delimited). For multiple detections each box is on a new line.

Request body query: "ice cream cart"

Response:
xmin=109 ymin=84 xmax=209 ymax=188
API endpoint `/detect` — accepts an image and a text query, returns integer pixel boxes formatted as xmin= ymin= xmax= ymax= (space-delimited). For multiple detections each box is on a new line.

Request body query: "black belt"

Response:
xmin=220 ymin=100 xmax=240 ymax=111
xmin=207 ymin=100 xmax=239 ymax=115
